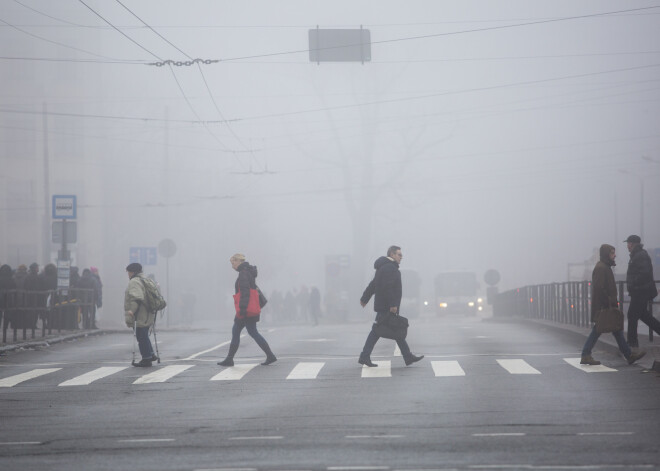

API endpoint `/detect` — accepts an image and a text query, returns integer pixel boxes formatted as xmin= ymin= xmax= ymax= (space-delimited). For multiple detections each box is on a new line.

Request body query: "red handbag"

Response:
xmin=234 ymin=288 xmax=261 ymax=318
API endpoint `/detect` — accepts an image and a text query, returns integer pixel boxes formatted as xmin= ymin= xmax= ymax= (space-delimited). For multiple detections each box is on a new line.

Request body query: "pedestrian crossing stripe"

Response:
xmin=286 ymin=362 xmax=324 ymax=379
xmin=361 ymin=360 xmax=391 ymax=378
xmin=133 ymin=365 xmax=194 ymax=384
xmin=0 ymin=368 xmax=62 ymax=387
xmin=497 ymin=359 xmax=541 ymax=375
xmin=59 ymin=367 xmax=129 ymax=386
xmin=431 ymin=360 xmax=466 ymax=376
xmin=210 ymin=363 xmax=258 ymax=381
xmin=563 ymin=358 xmax=617 ymax=372
xmin=0 ymin=358 xmax=627 ymax=388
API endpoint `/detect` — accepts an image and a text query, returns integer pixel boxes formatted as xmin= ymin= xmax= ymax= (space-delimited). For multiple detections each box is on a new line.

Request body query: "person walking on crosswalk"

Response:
xmin=124 ymin=263 xmax=157 ymax=367
xmin=358 ymin=245 xmax=424 ymax=368
xmin=218 ymin=254 xmax=277 ymax=367
xmin=580 ymin=244 xmax=646 ymax=366
xmin=623 ymin=234 xmax=660 ymax=350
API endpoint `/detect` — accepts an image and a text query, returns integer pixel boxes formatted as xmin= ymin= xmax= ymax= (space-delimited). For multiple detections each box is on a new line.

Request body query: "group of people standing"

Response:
xmin=0 ymin=262 xmax=102 ymax=332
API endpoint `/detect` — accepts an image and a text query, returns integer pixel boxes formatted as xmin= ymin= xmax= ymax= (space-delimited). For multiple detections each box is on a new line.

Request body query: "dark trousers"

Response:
xmin=136 ymin=326 xmax=154 ymax=359
xmin=626 ymin=295 xmax=660 ymax=348
xmin=361 ymin=315 xmax=412 ymax=360
xmin=230 ymin=318 xmax=271 ymax=354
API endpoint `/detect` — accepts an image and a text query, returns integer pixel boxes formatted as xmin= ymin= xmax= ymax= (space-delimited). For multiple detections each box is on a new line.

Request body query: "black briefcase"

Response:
xmin=373 ymin=312 xmax=409 ymax=340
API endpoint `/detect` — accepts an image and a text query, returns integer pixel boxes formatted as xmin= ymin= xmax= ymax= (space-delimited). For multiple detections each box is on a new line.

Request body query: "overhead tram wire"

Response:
xmin=114 ymin=0 xmax=260 ymax=167
xmin=13 ymin=0 xmax=97 ymax=28
xmin=76 ymin=0 xmax=248 ymax=159
xmin=2 ymin=60 xmax=659 ymax=132
xmin=145 ymin=5 xmax=660 ymax=66
xmin=0 ymin=16 xmax=121 ymax=60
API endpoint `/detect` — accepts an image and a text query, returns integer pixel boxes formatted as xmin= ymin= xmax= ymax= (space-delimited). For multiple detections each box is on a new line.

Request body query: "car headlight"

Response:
xmin=468 ymin=302 xmax=475 ymax=307
xmin=439 ymin=302 xmax=448 ymax=308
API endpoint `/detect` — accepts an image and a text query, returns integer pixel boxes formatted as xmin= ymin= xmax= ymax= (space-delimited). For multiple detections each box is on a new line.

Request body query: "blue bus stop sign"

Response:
xmin=129 ymin=247 xmax=157 ymax=265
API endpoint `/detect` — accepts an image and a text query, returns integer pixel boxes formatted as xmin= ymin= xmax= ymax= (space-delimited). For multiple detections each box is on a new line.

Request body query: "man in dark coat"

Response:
xmin=358 ymin=245 xmax=423 ymax=367
xmin=624 ymin=235 xmax=660 ymax=348
xmin=580 ymin=244 xmax=645 ymax=365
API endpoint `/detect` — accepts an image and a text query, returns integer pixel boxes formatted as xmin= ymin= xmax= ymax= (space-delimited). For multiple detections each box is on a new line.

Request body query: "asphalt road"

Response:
xmin=1 ymin=314 xmax=659 ymax=471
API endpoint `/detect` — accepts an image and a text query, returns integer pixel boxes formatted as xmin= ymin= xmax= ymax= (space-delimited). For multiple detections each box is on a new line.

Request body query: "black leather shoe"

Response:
xmin=261 ymin=355 xmax=277 ymax=366
xmin=132 ymin=358 xmax=152 ymax=367
xmin=217 ymin=358 xmax=234 ymax=367
xmin=358 ymin=355 xmax=378 ymax=367
xmin=405 ymin=354 xmax=424 ymax=366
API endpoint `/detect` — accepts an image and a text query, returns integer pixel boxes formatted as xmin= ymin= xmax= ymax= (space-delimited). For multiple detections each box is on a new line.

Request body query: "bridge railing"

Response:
xmin=0 ymin=288 xmax=97 ymax=344
xmin=493 ymin=281 xmax=659 ymax=342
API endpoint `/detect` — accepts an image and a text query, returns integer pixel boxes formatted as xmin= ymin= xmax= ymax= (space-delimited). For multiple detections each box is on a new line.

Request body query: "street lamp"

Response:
xmin=618 ymin=156 xmax=660 ymax=241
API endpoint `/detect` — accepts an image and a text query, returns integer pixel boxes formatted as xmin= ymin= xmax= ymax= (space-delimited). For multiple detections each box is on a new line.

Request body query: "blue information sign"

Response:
xmin=129 ymin=247 xmax=158 ymax=266
xmin=52 ymin=195 xmax=77 ymax=219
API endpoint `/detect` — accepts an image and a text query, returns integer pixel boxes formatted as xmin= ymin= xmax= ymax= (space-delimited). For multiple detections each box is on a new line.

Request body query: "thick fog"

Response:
xmin=1 ymin=1 xmax=659 ymax=326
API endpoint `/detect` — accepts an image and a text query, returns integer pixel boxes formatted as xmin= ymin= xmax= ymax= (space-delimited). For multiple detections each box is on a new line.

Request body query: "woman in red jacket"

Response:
xmin=218 ymin=254 xmax=276 ymax=367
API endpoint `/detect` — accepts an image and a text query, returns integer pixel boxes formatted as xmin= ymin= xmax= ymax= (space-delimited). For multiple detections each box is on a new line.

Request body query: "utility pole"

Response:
xmin=42 ymin=103 xmax=51 ymax=264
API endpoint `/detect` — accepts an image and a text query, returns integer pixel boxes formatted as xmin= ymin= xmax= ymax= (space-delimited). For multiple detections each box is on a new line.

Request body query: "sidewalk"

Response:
xmin=0 ymin=328 xmax=118 ymax=354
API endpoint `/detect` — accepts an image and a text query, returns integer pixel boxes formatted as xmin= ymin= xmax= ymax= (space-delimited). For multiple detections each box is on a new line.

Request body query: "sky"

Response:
xmin=1 ymin=1 xmax=660 ymax=321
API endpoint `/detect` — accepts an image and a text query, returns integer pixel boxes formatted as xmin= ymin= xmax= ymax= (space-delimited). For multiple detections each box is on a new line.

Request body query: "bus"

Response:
xmin=434 ymin=271 xmax=483 ymax=315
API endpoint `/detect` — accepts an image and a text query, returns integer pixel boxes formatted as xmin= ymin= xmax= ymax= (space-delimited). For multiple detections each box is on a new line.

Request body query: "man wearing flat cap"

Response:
xmin=124 ymin=262 xmax=157 ymax=367
xmin=624 ymin=235 xmax=660 ymax=349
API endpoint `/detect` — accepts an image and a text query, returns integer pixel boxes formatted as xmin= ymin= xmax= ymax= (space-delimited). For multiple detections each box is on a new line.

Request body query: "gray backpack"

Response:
xmin=139 ymin=276 xmax=167 ymax=312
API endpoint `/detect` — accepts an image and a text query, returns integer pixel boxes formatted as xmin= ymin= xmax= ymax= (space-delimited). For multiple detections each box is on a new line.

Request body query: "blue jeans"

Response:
xmin=136 ymin=326 xmax=154 ymax=360
xmin=581 ymin=325 xmax=631 ymax=359
xmin=231 ymin=319 xmax=270 ymax=353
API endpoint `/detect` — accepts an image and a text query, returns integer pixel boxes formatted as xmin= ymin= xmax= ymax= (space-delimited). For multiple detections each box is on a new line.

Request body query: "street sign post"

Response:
xmin=52 ymin=195 xmax=77 ymax=285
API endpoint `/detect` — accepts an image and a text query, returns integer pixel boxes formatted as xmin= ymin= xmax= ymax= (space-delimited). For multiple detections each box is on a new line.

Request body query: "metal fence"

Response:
xmin=0 ymin=288 xmax=97 ymax=344
xmin=493 ymin=280 xmax=658 ymax=342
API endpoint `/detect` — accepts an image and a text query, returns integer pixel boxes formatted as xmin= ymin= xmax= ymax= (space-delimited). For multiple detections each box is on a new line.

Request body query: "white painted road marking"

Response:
xmin=361 ymin=360 xmax=391 ymax=378
xmin=563 ymin=358 xmax=617 ymax=372
xmin=497 ymin=359 xmax=541 ymax=375
xmin=473 ymin=433 xmax=526 ymax=437
xmin=286 ymin=362 xmax=324 ymax=379
xmin=118 ymin=439 xmax=176 ymax=443
xmin=59 ymin=366 xmax=128 ymax=386
xmin=210 ymin=363 xmax=259 ymax=381
xmin=0 ymin=368 xmax=62 ymax=387
xmin=133 ymin=365 xmax=194 ymax=384
xmin=182 ymin=334 xmax=246 ymax=361
xmin=432 ymin=360 xmax=466 ymax=376
xmin=0 ymin=441 xmax=41 ymax=445
xmin=228 ymin=436 xmax=283 ymax=440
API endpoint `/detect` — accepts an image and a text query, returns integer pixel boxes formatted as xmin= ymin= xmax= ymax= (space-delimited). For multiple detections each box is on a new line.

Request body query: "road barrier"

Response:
xmin=493 ymin=280 xmax=658 ymax=342
xmin=0 ymin=288 xmax=96 ymax=344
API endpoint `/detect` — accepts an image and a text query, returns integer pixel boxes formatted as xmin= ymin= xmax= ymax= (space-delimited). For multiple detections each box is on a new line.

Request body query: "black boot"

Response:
xmin=218 ymin=343 xmax=239 ymax=367
xmin=358 ymin=354 xmax=378 ymax=367
xmin=261 ymin=344 xmax=277 ymax=365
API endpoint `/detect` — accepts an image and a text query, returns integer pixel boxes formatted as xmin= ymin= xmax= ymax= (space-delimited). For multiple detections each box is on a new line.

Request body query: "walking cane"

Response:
xmin=151 ymin=311 xmax=161 ymax=364
xmin=131 ymin=322 xmax=138 ymax=366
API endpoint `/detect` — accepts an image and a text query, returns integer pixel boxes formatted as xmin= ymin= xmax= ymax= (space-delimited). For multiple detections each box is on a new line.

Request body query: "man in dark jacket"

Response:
xmin=580 ymin=244 xmax=645 ymax=365
xmin=624 ymin=235 xmax=660 ymax=349
xmin=358 ymin=245 xmax=423 ymax=367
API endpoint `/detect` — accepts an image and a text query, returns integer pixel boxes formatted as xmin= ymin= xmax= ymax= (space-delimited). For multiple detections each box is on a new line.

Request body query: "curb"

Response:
xmin=0 ymin=329 xmax=115 ymax=353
